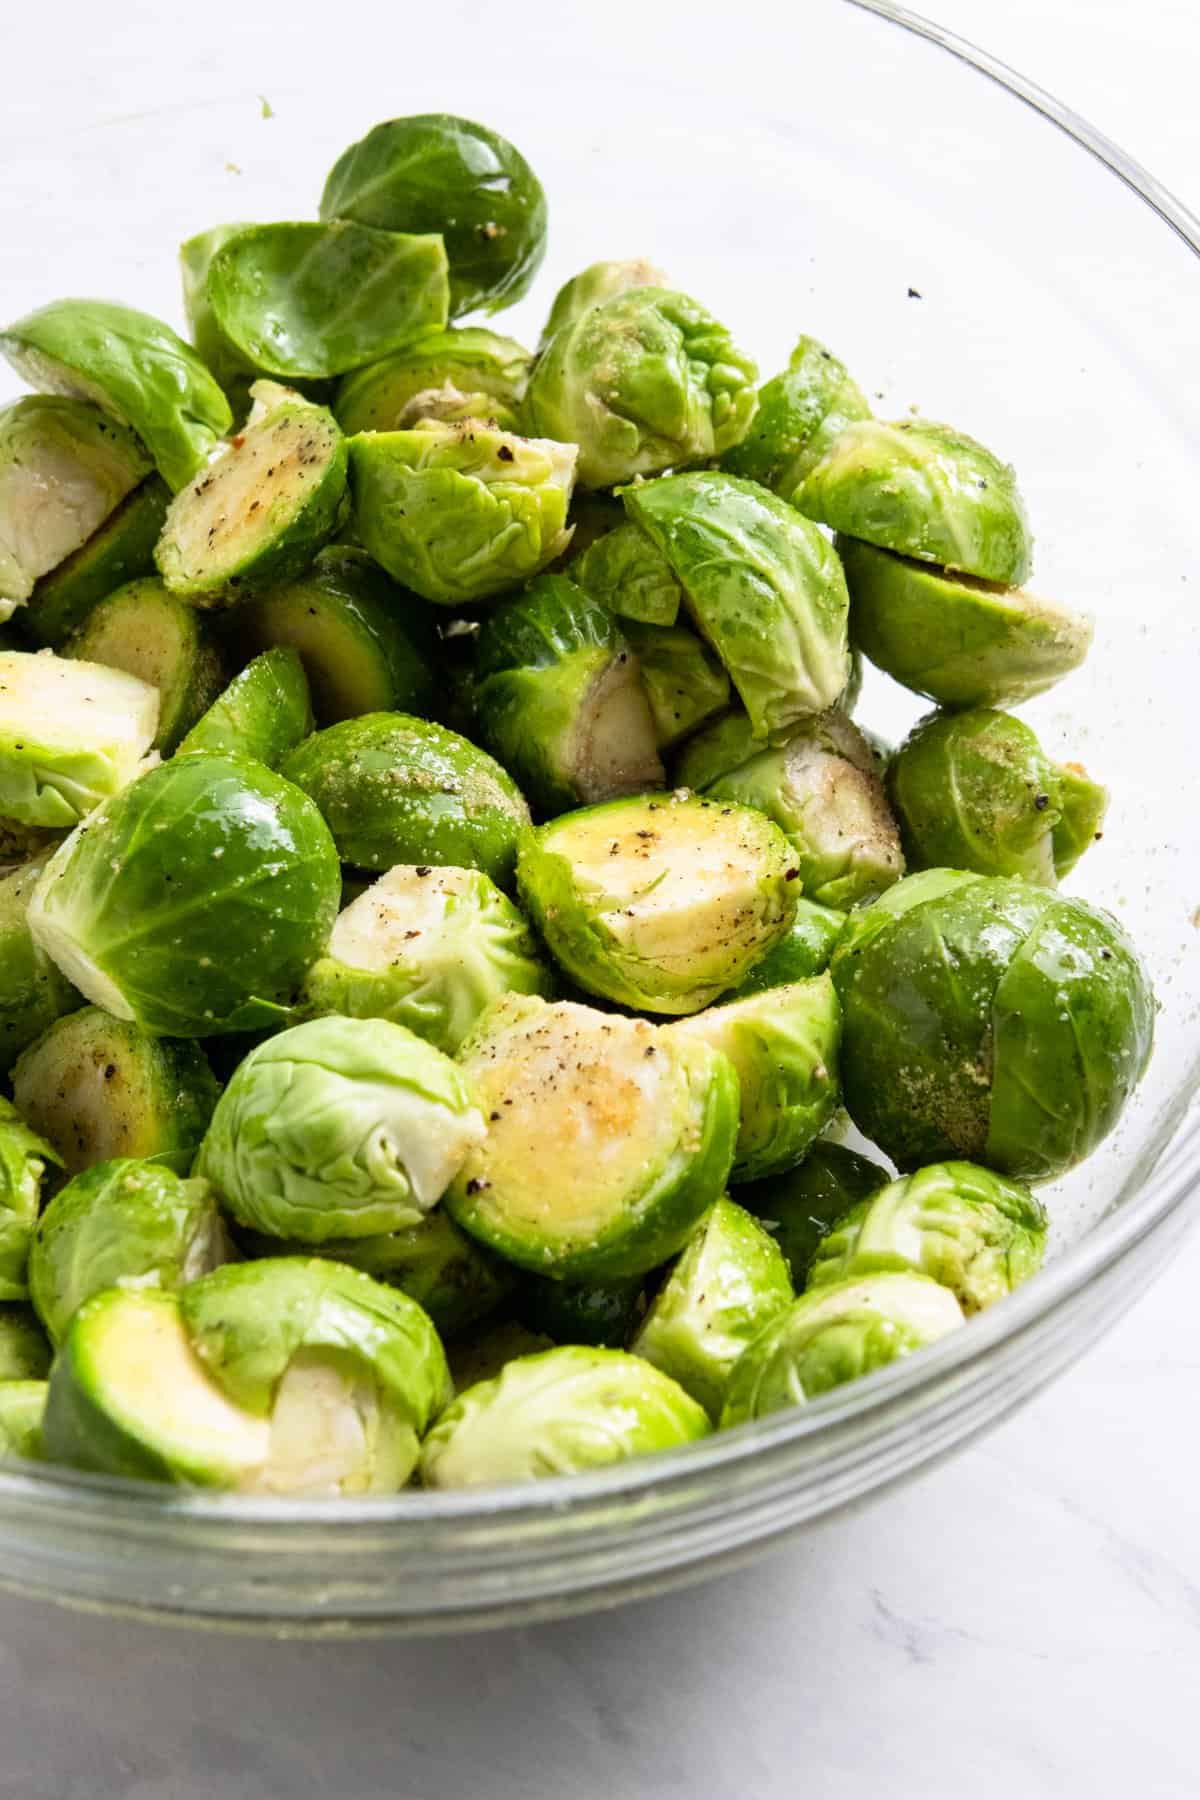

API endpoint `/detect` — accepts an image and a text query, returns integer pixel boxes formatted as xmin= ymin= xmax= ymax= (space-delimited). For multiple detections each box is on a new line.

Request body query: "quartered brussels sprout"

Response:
xmin=198 ymin=1015 xmax=485 ymax=1243
xmin=726 ymin=897 xmax=846 ymax=993
xmin=738 ymin=1141 xmax=889 ymax=1287
xmin=13 ymin=1006 xmax=219 ymax=1177
xmin=25 ymin=476 xmax=170 ymax=649
xmin=795 ymin=419 xmax=1033 ymax=585
xmin=516 ymin=1272 xmax=647 ymax=1350
xmin=419 ymin=1345 xmax=709 ymax=1488
xmin=321 ymin=114 xmax=548 ymax=319
xmin=472 ymin=574 xmax=663 ymax=815
xmin=537 ymin=258 xmax=668 ymax=352
xmin=838 ymin=537 xmax=1093 ymax=709
xmin=809 ymin=1160 xmax=1047 ymax=1315
xmin=283 ymin=712 xmax=530 ymax=888
xmin=0 ymin=651 xmax=159 ymax=829
xmin=447 ymin=995 xmax=739 ymax=1280
xmin=722 ymin=334 xmax=872 ymax=497
xmin=65 ymin=577 xmax=226 ymax=753
xmin=0 ymin=854 xmax=79 ymax=1076
xmin=0 ymin=1098 xmax=61 ymax=1301
xmin=0 ymin=1308 xmax=51 ymax=1380
xmin=831 ymin=871 xmax=1155 ymax=1179
xmin=630 ymin=1197 xmax=793 ymax=1420
xmin=175 ymin=646 xmax=313 ymax=767
xmin=571 ymin=519 xmax=684 ymax=627
xmin=720 ymin=1272 xmax=965 ymax=1424
xmin=0 ymin=396 xmax=150 ymax=617
xmin=335 ymin=328 xmax=532 ymax=435
xmin=886 ymin=707 xmax=1107 ymax=884
xmin=27 ymin=753 xmax=340 ymax=1037
xmin=623 ymin=473 xmax=852 ymax=740
xmin=348 ymin=421 xmax=576 ymax=607
xmin=525 ymin=287 xmax=757 ymax=489
xmin=0 ymin=1381 xmax=46 ymax=1459
xmin=620 ymin=620 xmax=730 ymax=751
xmin=29 ymin=1159 xmax=232 ymax=1345
xmin=0 ymin=299 xmax=233 ymax=492
xmin=304 ymin=863 xmax=551 ymax=1055
xmin=668 ymin=973 xmax=841 ymax=1182
xmin=156 ymin=381 xmax=347 ymax=602
xmin=517 ymin=792 xmax=798 ymax=1015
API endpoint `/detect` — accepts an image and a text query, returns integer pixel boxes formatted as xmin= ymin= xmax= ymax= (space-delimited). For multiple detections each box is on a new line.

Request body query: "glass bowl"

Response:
xmin=0 ymin=0 xmax=1197 ymax=1634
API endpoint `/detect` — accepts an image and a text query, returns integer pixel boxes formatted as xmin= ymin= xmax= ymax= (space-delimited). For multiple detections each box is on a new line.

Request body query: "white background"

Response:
xmin=2 ymin=4 xmax=1199 ymax=1796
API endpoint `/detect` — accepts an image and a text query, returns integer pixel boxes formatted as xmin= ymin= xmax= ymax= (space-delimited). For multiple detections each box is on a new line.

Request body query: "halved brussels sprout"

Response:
xmin=12 ymin=1006 xmax=219 ymax=1177
xmin=722 ymin=334 xmax=872 ymax=496
xmin=175 ymin=646 xmax=313 ymax=767
xmin=282 ymin=713 xmax=530 ymax=888
xmin=304 ymin=863 xmax=551 ymax=1054
xmin=0 ymin=396 xmax=151 ymax=617
xmin=179 ymin=223 xmax=258 ymax=413
xmin=418 ymin=1345 xmax=709 ymax=1488
xmin=27 ymin=753 xmax=340 ymax=1037
xmin=473 ymin=574 xmax=663 ymax=814
xmin=348 ymin=421 xmax=576 ymax=607
xmin=0 ymin=853 xmax=79 ymax=1076
xmin=838 ymin=537 xmax=1093 ymax=709
xmin=831 ymin=872 xmax=1155 ymax=1179
xmin=65 ymin=577 xmax=226 ymax=753
xmin=0 ymin=300 xmax=233 ymax=492
xmin=517 ymin=792 xmax=797 ymax=1015
xmin=516 ymin=1272 xmax=648 ymax=1350
xmin=198 ymin=1015 xmax=485 ymax=1242
xmin=525 ymin=287 xmax=757 ymax=489
xmin=29 ymin=1159 xmax=232 ymax=1345
xmin=156 ymin=381 xmax=346 ymax=602
xmin=886 ymin=707 xmax=1107 ymax=884
xmin=320 ymin=114 xmax=548 ymax=319
xmin=446 ymin=994 xmax=739 ymax=1279
xmin=620 ymin=620 xmax=730 ymax=751
xmin=0 ymin=651 xmax=159 ymax=828
xmin=570 ymin=519 xmax=684 ymax=627
xmin=335 ymin=328 xmax=532 ymax=435
xmin=808 ymin=1160 xmax=1047 ymax=1314
xmin=537 ymin=258 xmax=668 ymax=352
xmin=623 ymin=473 xmax=852 ymax=740
xmin=720 ymin=1272 xmax=964 ymax=1424
xmin=0 ymin=1098 xmax=61 ymax=1301
xmin=0 ymin=1307 xmax=51 ymax=1380
xmin=630 ymin=1197 xmax=793 ymax=1420
xmin=0 ymin=1381 xmax=46 ymax=1458
xmin=448 ymin=1318 xmax=553 ymax=1392
xmin=24 ymin=476 xmax=170 ymax=649
xmin=726 ymin=897 xmax=846 ymax=993
xmin=795 ymin=419 xmax=1032 ymax=585
xmin=737 ymin=1142 xmax=898 ymax=1287
xmin=668 ymin=973 xmax=841 ymax=1182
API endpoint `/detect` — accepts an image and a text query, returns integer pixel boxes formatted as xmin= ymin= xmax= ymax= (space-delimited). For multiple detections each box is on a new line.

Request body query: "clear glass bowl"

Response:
xmin=1 ymin=0 xmax=1197 ymax=1633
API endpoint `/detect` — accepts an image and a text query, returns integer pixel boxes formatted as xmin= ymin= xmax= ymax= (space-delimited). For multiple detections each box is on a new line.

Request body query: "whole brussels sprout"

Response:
xmin=524 ymin=287 xmax=757 ymax=489
xmin=537 ymin=258 xmax=668 ymax=351
xmin=831 ymin=871 xmax=1155 ymax=1179
xmin=886 ymin=708 xmax=1107 ymax=884
xmin=0 ymin=854 xmax=80 ymax=1077
xmin=795 ymin=419 xmax=1032 ymax=585
xmin=738 ymin=1141 xmax=890 ymax=1287
xmin=725 ymin=897 xmax=846 ymax=994
xmin=0 ymin=1098 xmax=61 ymax=1302
xmin=334 ymin=328 xmax=532 ymax=435
xmin=722 ymin=334 xmax=871 ymax=497
xmin=0 ymin=651 xmax=159 ymax=830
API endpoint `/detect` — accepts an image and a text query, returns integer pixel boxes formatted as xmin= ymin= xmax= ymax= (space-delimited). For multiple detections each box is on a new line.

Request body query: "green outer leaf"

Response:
xmin=65 ymin=576 xmax=228 ymax=753
xmin=725 ymin=898 xmax=846 ymax=995
xmin=0 ymin=1309 xmax=51 ymax=1381
xmin=0 ymin=1380 xmax=47 ymax=1458
xmin=334 ymin=328 xmax=532 ymax=434
xmin=176 ymin=646 xmax=313 ymax=768
xmin=24 ymin=476 xmax=170 ymax=648
xmin=620 ymin=620 xmax=730 ymax=751
xmin=737 ymin=1141 xmax=889 ymax=1287
xmin=0 ymin=1097 xmax=61 ymax=1302
xmin=0 ymin=854 xmax=80 ymax=1078
xmin=179 ymin=223 xmax=258 ymax=411
xmin=722 ymin=334 xmax=872 ymax=495
xmin=571 ymin=520 xmax=684 ymax=627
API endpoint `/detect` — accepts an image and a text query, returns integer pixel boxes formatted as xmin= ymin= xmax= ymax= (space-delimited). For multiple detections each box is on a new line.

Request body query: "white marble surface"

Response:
xmin=1 ymin=3 xmax=1198 ymax=1794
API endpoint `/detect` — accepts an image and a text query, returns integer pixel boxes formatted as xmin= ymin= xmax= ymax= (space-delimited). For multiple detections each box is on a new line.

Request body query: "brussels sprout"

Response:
xmin=320 ymin=114 xmax=548 ymax=319
xmin=447 ymin=995 xmax=739 ymax=1280
xmin=795 ymin=419 xmax=1033 ymax=585
xmin=29 ymin=1159 xmax=232 ymax=1345
xmin=720 ymin=1272 xmax=964 ymax=1424
xmin=886 ymin=708 xmax=1107 ymax=884
xmin=672 ymin=709 xmax=760 ymax=792
xmin=348 ymin=421 xmax=576 ymax=607
xmin=0 ymin=651 xmax=159 ymax=829
xmin=619 ymin=620 xmax=730 ymax=751
xmin=472 ymin=574 xmax=663 ymax=814
xmin=831 ymin=872 xmax=1155 ymax=1179
xmin=516 ymin=1272 xmax=647 ymax=1350
xmin=0 ymin=1308 xmax=51 ymax=1380
xmin=623 ymin=473 xmax=852 ymax=740
xmin=156 ymin=381 xmax=346 ymax=602
xmin=175 ymin=646 xmax=313 ymax=767
xmin=282 ymin=713 xmax=530 ymax=888
xmin=737 ymin=1141 xmax=891 ymax=1286
xmin=24 ymin=476 xmax=170 ymax=649
xmin=64 ymin=577 xmax=226 ymax=754
xmin=0 ymin=300 xmax=233 ymax=492
xmin=0 ymin=1382 xmax=46 ymax=1458
xmin=559 ymin=491 xmax=625 ymax=562
xmin=808 ymin=1160 xmax=1047 ymax=1314
xmin=335 ymin=328 xmax=532 ymax=435
xmin=304 ymin=863 xmax=551 ymax=1055
xmin=198 ymin=1015 xmax=485 ymax=1242
xmin=630 ymin=1197 xmax=793 ymax=1420
xmin=203 ymin=222 xmax=450 ymax=382
xmin=702 ymin=710 xmax=904 ymax=908
xmin=838 ymin=537 xmax=1093 ymax=709
xmin=0 ymin=396 xmax=151 ymax=616
xmin=179 ymin=223 xmax=258 ymax=413
xmin=27 ymin=753 xmax=340 ymax=1037
xmin=0 ymin=1098 xmax=61 ymax=1301
xmin=722 ymin=334 xmax=872 ymax=496
xmin=537 ymin=258 xmax=668 ymax=352
xmin=571 ymin=519 xmax=684 ymax=627
xmin=517 ymin=792 xmax=797 ymax=1015
xmin=0 ymin=854 xmax=79 ymax=1075
xmin=13 ymin=1006 xmax=219 ymax=1178
xmin=418 ymin=1345 xmax=709 ymax=1488
xmin=726 ymin=898 xmax=846 ymax=993
xmin=447 ymin=1318 xmax=553 ymax=1392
